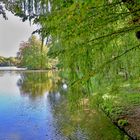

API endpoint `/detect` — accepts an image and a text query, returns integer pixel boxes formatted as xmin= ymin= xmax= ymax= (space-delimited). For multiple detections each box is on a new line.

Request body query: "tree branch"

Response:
xmin=70 ymin=44 xmax=140 ymax=87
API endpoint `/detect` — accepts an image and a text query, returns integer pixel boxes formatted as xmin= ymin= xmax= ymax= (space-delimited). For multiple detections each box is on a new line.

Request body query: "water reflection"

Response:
xmin=0 ymin=71 xmax=126 ymax=140
xmin=48 ymin=94 xmax=126 ymax=140
xmin=17 ymin=71 xmax=61 ymax=99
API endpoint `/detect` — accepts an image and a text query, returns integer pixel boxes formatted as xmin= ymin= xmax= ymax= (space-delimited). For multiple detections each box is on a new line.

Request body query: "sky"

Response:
xmin=0 ymin=10 xmax=37 ymax=57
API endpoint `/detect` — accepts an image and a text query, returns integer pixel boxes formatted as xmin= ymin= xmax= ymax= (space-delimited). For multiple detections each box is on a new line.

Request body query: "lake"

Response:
xmin=0 ymin=70 xmax=126 ymax=140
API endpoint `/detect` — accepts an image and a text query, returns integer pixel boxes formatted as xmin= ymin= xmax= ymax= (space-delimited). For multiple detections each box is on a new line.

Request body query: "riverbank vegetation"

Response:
xmin=1 ymin=0 xmax=140 ymax=139
xmin=0 ymin=56 xmax=17 ymax=66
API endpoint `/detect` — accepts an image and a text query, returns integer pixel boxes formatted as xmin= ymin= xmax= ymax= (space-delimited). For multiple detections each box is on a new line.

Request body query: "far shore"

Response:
xmin=0 ymin=66 xmax=57 ymax=72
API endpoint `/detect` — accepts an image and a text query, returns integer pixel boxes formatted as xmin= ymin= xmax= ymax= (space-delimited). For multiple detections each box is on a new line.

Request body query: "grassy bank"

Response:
xmin=93 ymin=81 xmax=140 ymax=139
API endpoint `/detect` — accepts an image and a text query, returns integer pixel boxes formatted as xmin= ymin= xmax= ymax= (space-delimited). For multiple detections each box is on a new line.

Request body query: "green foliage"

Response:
xmin=3 ymin=1 xmax=140 ymax=85
xmin=43 ymin=0 xmax=140 ymax=95
xmin=17 ymin=35 xmax=49 ymax=69
xmin=118 ymin=119 xmax=128 ymax=127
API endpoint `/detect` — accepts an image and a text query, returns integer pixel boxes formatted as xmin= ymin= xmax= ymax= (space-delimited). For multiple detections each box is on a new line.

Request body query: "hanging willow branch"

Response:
xmin=70 ymin=44 xmax=140 ymax=87
xmin=0 ymin=4 xmax=7 ymax=19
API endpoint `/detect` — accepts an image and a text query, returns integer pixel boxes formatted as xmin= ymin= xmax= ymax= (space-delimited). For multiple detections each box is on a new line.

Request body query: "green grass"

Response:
xmin=98 ymin=93 xmax=140 ymax=119
xmin=94 ymin=87 xmax=140 ymax=120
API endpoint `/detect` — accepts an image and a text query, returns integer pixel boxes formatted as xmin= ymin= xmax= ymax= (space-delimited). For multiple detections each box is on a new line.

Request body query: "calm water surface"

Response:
xmin=0 ymin=71 xmax=126 ymax=140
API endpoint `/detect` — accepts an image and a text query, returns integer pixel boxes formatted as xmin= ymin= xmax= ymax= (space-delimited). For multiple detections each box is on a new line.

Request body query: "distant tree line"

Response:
xmin=0 ymin=56 xmax=17 ymax=66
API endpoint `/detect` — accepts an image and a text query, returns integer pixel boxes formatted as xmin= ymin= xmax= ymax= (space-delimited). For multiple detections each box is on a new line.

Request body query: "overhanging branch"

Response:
xmin=70 ymin=44 xmax=140 ymax=87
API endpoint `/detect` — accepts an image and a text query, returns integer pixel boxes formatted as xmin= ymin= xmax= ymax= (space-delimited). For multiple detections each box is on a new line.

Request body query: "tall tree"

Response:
xmin=17 ymin=35 xmax=48 ymax=69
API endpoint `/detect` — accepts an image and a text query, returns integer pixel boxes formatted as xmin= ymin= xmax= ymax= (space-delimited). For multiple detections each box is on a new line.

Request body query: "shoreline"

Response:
xmin=0 ymin=66 xmax=57 ymax=72
xmin=97 ymin=92 xmax=140 ymax=140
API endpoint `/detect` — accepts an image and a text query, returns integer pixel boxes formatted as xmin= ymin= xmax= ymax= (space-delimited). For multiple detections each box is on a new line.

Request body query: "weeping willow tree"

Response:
xmin=2 ymin=0 xmax=140 ymax=97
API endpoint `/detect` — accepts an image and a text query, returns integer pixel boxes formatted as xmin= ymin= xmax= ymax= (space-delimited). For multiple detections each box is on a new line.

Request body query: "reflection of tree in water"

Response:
xmin=17 ymin=71 xmax=61 ymax=99
xmin=0 ymin=71 xmax=19 ymax=77
xmin=46 ymin=85 xmax=125 ymax=140
xmin=16 ymin=71 xmax=124 ymax=139
xmin=46 ymin=89 xmax=73 ymax=139
xmin=47 ymin=91 xmax=87 ymax=140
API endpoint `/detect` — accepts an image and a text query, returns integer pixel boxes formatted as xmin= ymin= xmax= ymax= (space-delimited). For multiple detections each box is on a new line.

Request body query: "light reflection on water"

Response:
xmin=0 ymin=71 xmax=125 ymax=140
xmin=0 ymin=71 xmax=66 ymax=140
